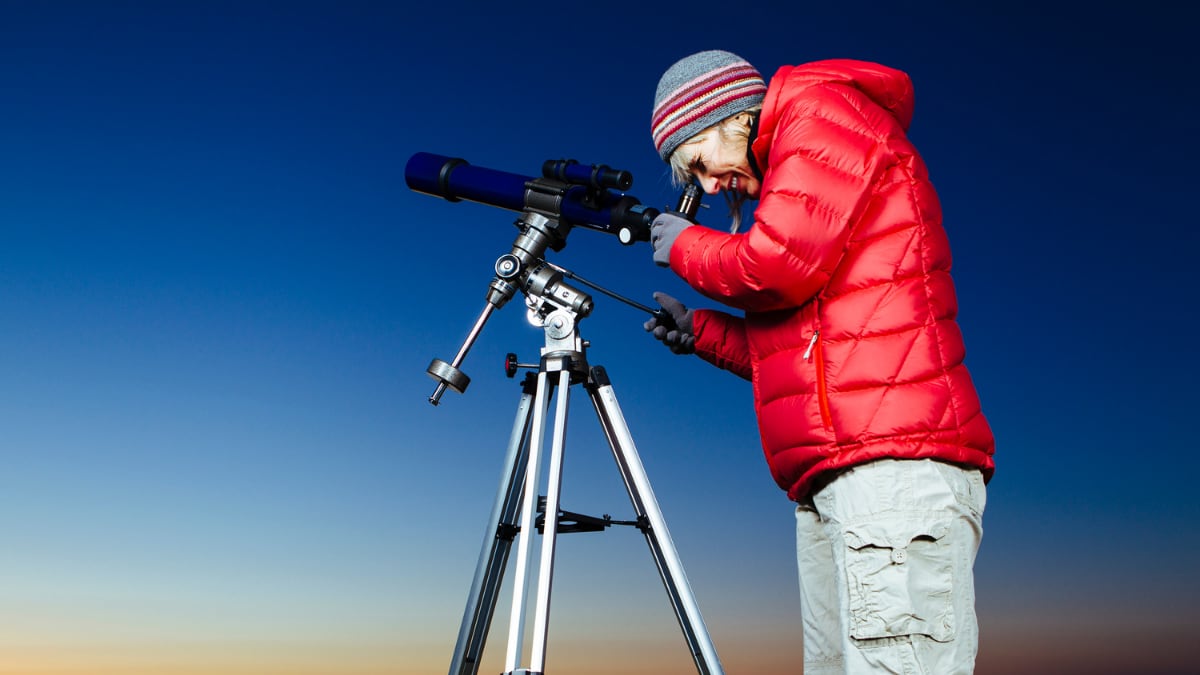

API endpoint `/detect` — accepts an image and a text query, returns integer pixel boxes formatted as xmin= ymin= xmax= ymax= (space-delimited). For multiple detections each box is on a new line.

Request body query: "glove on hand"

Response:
xmin=643 ymin=291 xmax=695 ymax=355
xmin=650 ymin=212 xmax=691 ymax=267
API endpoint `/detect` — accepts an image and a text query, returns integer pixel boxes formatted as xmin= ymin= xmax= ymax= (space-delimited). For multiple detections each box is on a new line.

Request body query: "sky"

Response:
xmin=1 ymin=2 xmax=1197 ymax=674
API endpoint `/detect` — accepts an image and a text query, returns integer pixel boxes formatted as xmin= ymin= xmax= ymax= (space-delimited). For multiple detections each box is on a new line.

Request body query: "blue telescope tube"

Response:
xmin=405 ymin=152 xmax=657 ymax=241
xmin=406 ymin=152 xmax=527 ymax=212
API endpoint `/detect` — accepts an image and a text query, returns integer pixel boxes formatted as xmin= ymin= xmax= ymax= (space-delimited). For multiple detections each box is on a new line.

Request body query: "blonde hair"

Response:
xmin=666 ymin=108 xmax=760 ymax=232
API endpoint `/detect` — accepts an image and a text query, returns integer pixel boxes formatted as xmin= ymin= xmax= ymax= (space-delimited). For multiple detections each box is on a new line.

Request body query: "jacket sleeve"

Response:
xmin=669 ymin=82 xmax=894 ymax=312
xmin=692 ymin=308 xmax=751 ymax=381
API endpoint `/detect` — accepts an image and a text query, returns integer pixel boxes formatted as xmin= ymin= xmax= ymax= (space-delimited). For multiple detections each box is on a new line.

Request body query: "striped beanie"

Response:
xmin=651 ymin=50 xmax=767 ymax=162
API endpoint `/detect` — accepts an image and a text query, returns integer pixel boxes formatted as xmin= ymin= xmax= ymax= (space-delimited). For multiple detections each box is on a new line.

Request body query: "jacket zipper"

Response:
xmin=804 ymin=328 xmax=833 ymax=430
xmin=803 ymin=331 xmax=819 ymax=360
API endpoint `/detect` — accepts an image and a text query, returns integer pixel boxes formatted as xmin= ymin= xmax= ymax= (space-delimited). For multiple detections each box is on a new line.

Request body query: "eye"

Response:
xmin=688 ymin=155 xmax=707 ymax=175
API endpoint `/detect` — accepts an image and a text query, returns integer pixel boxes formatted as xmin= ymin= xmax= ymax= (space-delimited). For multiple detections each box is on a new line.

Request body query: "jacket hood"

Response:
xmin=752 ymin=59 xmax=915 ymax=165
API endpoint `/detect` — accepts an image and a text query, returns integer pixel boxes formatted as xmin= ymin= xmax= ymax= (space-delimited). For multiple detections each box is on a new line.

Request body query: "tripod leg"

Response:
xmin=502 ymin=368 xmax=554 ymax=674
xmin=587 ymin=366 xmax=726 ymax=675
xmin=529 ymin=368 xmax=572 ymax=672
xmin=449 ymin=374 xmax=538 ymax=675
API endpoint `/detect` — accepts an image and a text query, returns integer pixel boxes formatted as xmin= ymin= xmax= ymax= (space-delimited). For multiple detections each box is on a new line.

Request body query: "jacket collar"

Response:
xmin=746 ymin=111 xmax=763 ymax=181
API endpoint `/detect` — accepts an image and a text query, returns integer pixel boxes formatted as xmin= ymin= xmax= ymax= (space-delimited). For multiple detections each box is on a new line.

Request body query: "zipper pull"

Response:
xmin=803 ymin=330 xmax=819 ymax=361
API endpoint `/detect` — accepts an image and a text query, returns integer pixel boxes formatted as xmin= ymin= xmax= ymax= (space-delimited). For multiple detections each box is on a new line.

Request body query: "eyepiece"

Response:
xmin=675 ymin=180 xmax=702 ymax=221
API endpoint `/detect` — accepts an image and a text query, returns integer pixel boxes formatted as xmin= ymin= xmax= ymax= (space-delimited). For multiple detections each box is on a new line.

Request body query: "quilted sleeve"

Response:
xmin=670 ymin=82 xmax=896 ymax=312
xmin=691 ymin=308 xmax=751 ymax=381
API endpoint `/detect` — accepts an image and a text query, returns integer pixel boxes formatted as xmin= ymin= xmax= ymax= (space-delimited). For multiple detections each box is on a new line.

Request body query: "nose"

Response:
xmin=696 ymin=175 xmax=720 ymax=195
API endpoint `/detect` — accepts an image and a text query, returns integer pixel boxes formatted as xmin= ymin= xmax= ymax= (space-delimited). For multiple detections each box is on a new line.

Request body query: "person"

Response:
xmin=644 ymin=50 xmax=996 ymax=674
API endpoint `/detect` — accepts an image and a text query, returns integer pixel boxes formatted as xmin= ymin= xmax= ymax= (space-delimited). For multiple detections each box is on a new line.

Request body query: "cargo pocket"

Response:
xmin=843 ymin=518 xmax=955 ymax=643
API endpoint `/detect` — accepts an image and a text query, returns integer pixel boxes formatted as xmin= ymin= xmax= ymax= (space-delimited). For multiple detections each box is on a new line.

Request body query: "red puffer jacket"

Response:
xmin=669 ymin=59 xmax=995 ymax=501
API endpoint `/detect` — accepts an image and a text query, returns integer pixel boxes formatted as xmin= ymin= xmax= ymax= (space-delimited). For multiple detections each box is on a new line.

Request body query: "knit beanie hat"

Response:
xmin=651 ymin=50 xmax=767 ymax=162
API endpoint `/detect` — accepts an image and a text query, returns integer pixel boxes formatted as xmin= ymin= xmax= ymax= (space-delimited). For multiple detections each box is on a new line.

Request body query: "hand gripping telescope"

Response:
xmin=406 ymin=152 xmax=699 ymax=405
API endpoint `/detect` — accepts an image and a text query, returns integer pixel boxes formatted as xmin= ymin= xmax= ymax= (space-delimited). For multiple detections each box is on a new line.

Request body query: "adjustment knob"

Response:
xmin=495 ymin=254 xmax=522 ymax=279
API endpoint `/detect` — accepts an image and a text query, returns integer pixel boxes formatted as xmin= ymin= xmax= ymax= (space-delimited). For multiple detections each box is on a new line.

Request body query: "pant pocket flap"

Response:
xmin=844 ymin=519 xmax=950 ymax=551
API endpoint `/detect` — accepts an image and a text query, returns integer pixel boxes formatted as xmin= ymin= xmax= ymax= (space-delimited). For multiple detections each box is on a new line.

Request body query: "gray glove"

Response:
xmin=650 ymin=212 xmax=691 ymax=267
xmin=643 ymin=291 xmax=695 ymax=355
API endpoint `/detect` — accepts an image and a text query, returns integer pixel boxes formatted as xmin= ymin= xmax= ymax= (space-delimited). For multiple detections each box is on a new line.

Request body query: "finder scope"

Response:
xmin=405 ymin=152 xmax=658 ymax=244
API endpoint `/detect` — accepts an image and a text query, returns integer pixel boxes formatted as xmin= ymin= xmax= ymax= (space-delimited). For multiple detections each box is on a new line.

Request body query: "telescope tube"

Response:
xmin=405 ymin=153 xmax=657 ymax=243
xmin=406 ymin=153 xmax=527 ymax=211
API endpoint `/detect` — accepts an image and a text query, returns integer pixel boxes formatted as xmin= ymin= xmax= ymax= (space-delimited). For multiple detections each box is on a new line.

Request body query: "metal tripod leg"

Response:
xmin=503 ymin=364 xmax=571 ymax=675
xmin=448 ymin=360 xmax=575 ymax=675
xmin=449 ymin=373 xmax=538 ymax=675
xmin=587 ymin=366 xmax=726 ymax=675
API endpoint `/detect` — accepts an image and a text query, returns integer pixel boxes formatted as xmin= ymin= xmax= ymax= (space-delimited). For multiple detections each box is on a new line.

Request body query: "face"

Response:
xmin=679 ymin=131 xmax=761 ymax=199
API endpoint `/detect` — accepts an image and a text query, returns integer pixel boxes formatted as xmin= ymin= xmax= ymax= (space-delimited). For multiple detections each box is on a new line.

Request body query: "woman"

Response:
xmin=645 ymin=50 xmax=995 ymax=674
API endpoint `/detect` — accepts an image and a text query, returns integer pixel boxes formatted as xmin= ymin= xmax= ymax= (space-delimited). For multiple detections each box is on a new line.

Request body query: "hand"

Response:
xmin=650 ymin=212 xmax=691 ymax=267
xmin=643 ymin=291 xmax=695 ymax=354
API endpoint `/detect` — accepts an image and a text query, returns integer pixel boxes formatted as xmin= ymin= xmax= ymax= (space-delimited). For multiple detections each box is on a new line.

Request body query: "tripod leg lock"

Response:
xmin=495 ymin=522 xmax=520 ymax=541
xmin=589 ymin=365 xmax=611 ymax=387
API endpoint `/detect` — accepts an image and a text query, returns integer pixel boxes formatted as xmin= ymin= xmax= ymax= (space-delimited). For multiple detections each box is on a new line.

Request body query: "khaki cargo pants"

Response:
xmin=795 ymin=458 xmax=987 ymax=674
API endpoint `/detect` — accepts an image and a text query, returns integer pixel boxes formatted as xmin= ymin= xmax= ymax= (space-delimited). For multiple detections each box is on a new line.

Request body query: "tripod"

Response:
xmin=429 ymin=237 xmax=724 ymax=675
xmin=446 ymin=297 xmax=724 ymax=675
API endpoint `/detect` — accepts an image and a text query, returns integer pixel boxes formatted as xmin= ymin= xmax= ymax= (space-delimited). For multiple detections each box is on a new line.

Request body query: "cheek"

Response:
xmin=717 ymin=138 xmax=749 ymax=168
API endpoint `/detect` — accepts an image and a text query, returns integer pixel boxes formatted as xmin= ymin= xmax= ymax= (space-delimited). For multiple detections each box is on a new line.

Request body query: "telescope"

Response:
xmin=405 ymin=152 xmax=700 ymax=405
xmin=407 ymin=152 xmax=726 ymax=675
xmin=405 ymin=152 xmax=666 ymax=245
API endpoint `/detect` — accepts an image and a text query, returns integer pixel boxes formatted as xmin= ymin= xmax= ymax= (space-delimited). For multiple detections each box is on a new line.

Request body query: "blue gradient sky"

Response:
xmin=2 ymin=2 xmax=1196 ymax=674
